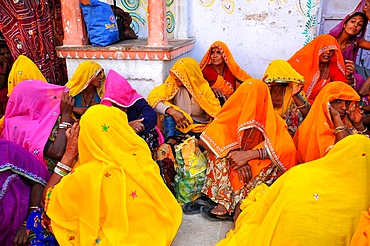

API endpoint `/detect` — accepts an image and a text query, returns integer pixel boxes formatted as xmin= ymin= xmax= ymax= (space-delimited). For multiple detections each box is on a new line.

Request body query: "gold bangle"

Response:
xmin=333 ymin=126 xmax=346 ymax=135
xmin=334 ymin=129 xmax=346 ymax=135
xmin=296 ymin=101 xmax=308 ymax=109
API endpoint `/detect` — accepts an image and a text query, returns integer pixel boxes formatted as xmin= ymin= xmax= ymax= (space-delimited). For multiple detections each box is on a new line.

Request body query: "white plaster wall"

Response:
xmin=65 ymin=57 xmax=184 ymax=98
xmin=185 ymin=1 xmax=313 ymax=79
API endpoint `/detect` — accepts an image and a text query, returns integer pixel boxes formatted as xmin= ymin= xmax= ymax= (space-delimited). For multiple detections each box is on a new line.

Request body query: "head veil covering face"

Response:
xmin=8 ymin=55 xmax=47 ymax=96
xmin=293 ymin=82 xmax=360 ymax=163
xmin=0 ymin=55 xmax=47 ymax=133
xmin=101 ymin=70 xmax=143 ymax=108
xmin=199 ymin=41 xmax=252 ymax=82
xmin=287 ymin=34 xmax=347 ymax=103
xmin=200 ymin=79 xmax=297 ymax=175
xmin=0 ymin=80 xmax=66 ymax=167
xmin=147 ymin=57 xmax=221 ymax=133
xmin=46 ymin=105 xmax=182 ymax=245
xmin=65 ymin=60 xmax=105 ymax=98
xmin=263 ymin=59 xmax=305 ymax=116
xmin=218 ymin=134 xmax=370 ymax=246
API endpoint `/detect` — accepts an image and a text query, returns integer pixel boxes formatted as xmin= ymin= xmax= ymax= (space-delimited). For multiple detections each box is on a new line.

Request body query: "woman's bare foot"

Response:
xmin=211 ymin=204 xmax=227 ymax=216
xmin=233 ymin=203 xmax=241 ymax=222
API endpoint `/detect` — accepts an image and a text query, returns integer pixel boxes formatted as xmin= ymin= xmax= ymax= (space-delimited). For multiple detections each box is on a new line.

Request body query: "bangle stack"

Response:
xmin=257 ymin=148 xmax=267 ymax=160
xmin=296 ymin=101 xmax=308 ymax=109
xmin=54 ymin=161 xmax=72 ymax=177
xmin=357 ymin=126 xmax=368 ymax=135
xmin=58 ymin=121 xmax=72 ymax=129
xmin=333 ymin=126 xmax=347 ymax=135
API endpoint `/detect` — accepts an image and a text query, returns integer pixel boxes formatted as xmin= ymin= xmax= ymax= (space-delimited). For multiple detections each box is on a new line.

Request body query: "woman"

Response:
xmin=287 ymin=34 xmax=349 ymax=104
xmin=65 ymin=60 xmax=104 ymax=119
xmin=148 ymin=57 xmax=221 ymax=139
xmin=42 ymin=105 xmax=182 ymax=245
xmin=0 ymin=0 xmax=67 ymax=85
xmin=330 ymin=12 xmax=369 ymax=92
xmin=263 ymin=59 xmax=308 ymax=135
xmin=200 ymin=41 xmax=252 ymax=103
xmin=294 ymin=82 xmax=365 ymax=164
xmin=0 ymin=139 xmax=51 ymax=246
xmin=0 ymin=55 xmax=47 ymax=133
xmin=101 ymin=69 xmax=161 ymax=153
xmin=0 ymin=80 xmax=74 ymax=172
xmin=199 ymin=79 xmax=297 ymax=219
xmin=217 ymin=134 xmax=370 ymax=246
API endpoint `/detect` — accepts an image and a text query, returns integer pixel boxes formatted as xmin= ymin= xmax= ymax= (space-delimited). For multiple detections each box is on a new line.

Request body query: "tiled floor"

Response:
xmin=172 ymin=213 xmax=233 ymax=246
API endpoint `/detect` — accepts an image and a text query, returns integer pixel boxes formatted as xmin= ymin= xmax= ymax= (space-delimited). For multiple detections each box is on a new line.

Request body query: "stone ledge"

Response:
xmin=56 ymin=38 xmax=195 ymax=61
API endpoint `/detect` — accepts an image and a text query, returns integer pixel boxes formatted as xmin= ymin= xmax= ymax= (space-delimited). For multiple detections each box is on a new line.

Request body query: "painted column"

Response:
xmin=147 ymin=0 xmax=168 ymax=47
xmin=60 ymin=0 xmax=88 ymax=45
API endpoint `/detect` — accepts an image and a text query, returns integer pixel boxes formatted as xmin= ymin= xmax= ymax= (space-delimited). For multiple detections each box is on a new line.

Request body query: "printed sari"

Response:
xmin=200 ymin=79 xmax=297 ymax=213
xmin=294 ymin=82 xmax=360 ymax=163
xmin=46 ymin=105 xmax=182 ymax=245
xmin=288 ymin=34 xmax=347 ymax=104
xmin=148 ymin=57 xmax=221 ymax=134
xmin=263 ymin=59 xmax=307 ymax=135
xmin=217 ymin=134 xmax=370 ymax=246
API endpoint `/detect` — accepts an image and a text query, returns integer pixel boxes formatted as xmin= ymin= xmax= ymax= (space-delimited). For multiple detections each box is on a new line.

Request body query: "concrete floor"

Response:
xmin=172 ymin=213 xmax=233 ymax=246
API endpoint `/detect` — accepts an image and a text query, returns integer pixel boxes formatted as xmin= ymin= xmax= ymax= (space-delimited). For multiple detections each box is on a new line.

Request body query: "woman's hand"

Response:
xmin=348 ymin=102 xmax=364 ymax=126
xmin=61 ymin=92 xmax=75 ymax=116
xmin=72 ymin=107 xmax=87 ymax=116
xmin=64 ymin=122 xmax=80 ymax=162
xmin=166 ymin=107 xmax=190 ymax=129
xmin=237 ymin=165 xmax=252 ymax=183
xmin=291 ymin=83 xmax=304 ymax=97
xmin=212 ymin=88 xmax=225 ymax=98
xmin=12 ymin=226 xmax=28 ymax=246
xmin=129 ymin=118 xmax=145 ymax=134
xmin=345 ymin=60 xmax=355 ymax=77
xmin=227 ymin=150 xmax=258 ymax=169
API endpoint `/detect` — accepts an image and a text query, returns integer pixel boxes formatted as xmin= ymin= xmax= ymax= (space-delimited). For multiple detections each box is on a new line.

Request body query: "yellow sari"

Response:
xmin=65 ymin=60 xmax=105 ymax=97
xmin=46 ymin=105 xmax=182 ymax=245
xmin=218 ymin=134 xmax=370 ymax=246
xmin=147 ymin=57 xmax=221 ymax=133
xmin=0 ymin=55 xmax=47 ymax=133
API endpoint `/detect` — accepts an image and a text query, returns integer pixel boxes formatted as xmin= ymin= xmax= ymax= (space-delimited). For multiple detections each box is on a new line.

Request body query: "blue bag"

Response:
xmin=80 ymin=0 xmax=120 ymax=46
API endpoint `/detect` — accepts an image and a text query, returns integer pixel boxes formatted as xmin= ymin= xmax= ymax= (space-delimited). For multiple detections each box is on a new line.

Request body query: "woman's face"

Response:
xmin=344 ymin=15 xmax=365 ymax=36
xmin=330 ymin=99 xmax=350 ymax=119
xmin=173 ymin=75 xmax=183 ymax=87
xmin=319 ymin=49 xmax=335 ymax=64
xmin=269 ymin=83 xmax=287 ymax=108
xmin=210 ymin=47 xmax=224 ymax=66
xmin=91 ymin=71 xmax=104 ymax=88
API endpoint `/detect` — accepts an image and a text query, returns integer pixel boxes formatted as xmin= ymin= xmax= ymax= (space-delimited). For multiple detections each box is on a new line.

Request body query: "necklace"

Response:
xmin=82 ymin=91 xmax=95 ymax=107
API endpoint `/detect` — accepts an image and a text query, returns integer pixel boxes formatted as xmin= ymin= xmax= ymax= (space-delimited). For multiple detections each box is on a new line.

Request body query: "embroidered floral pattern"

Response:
xmin=102 ymin=124 xmax=109 ymax=132
xmin=130 ymin=191 xmax=138 ymax=199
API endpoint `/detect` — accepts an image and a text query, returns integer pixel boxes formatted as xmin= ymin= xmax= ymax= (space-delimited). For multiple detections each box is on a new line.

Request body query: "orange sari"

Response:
xmin=293 ymin=82 xmax=360 ymax=163
xmin=200 ymin=41 xmax=252 ymax=95
xmin=200 ymin=79 xmax=297 ymax=212
xmin=287 ymin=34 xmax=346 ymax=104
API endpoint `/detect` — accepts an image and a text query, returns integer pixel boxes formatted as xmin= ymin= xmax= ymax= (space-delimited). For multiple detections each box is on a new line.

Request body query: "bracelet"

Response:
xmin=58 ymin=122 xmax=72 ymax=129
xmin=22 ymin=221 xmax=27 ymax=227
xmin=333 ymin=126 xmax=347 ymax=135
xmin=57 ymin=161 xmax=72 ymax=172
xmin=29 ymin=206 xmax=38 ymax=210
xmin=358 ymin=126 xmax=368 ymax=134
xmin=258 ymin=148 xmax=267 ymax=160
xmin=296 ymin=101 xmax=308 ymax=109
xmin=54 ymin=166 xmax=69 ymax=177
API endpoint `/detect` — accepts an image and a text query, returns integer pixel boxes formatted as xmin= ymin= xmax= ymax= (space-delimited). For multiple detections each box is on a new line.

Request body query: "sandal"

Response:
xmin=182 ymin=202 xmax=203 ymax=215
xmin=200 ymin=206 xmax=234 ymax=222
xmin=193 ymin=195 xmax=216 ymax=207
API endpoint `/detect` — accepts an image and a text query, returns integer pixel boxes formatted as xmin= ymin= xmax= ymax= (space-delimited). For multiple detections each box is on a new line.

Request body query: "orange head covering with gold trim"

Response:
xmin=147 ymin=57 xmax=221 ymax=133
xmin=287 ymin=34 xmax=346 ymax=104
xmin=201 ymin=79 xmax=297 ymax=178
xmin=293 ymin=82 xmax=360 ymax=163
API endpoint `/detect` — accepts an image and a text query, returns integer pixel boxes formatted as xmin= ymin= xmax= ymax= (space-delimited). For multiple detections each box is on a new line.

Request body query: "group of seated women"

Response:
xmin=1 ymin=1 xmax=370 ymax=245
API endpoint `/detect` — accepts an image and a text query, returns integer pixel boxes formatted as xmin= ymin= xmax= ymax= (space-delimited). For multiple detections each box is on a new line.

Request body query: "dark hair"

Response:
xmin=344 ymin=12 xmax=368 ymax=37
